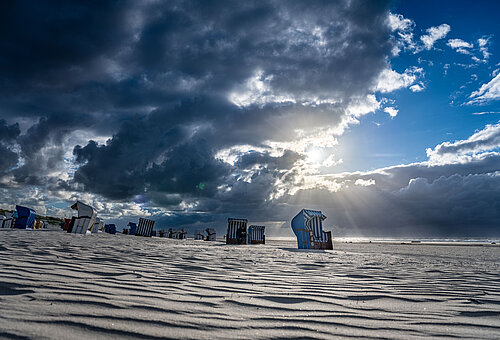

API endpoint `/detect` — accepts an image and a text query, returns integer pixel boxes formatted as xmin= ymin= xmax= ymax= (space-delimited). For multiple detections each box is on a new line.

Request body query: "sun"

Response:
xmin=306 ymin=147 xmax=323 ymax=164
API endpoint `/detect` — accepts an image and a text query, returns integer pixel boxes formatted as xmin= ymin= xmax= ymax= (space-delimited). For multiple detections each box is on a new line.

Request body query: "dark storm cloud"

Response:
xmin=66 ymin=0 xmax=393 ymax=205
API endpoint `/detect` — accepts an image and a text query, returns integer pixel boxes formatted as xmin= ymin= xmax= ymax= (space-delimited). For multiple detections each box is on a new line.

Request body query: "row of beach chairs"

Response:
xmin=2 ymin=202 xmax=333 ymax=249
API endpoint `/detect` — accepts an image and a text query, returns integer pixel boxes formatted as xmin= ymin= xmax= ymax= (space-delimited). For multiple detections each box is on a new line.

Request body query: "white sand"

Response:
xmin=1 ymin=229 xmax=499 ymax=339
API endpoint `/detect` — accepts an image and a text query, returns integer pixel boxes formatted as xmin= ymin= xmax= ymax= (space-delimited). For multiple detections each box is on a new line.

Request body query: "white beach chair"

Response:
xmin=70 ymin=201 xmax=97 ymax=235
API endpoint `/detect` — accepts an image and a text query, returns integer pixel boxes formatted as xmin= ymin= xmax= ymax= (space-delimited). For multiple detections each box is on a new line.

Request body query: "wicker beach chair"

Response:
xmin=247 ymin=225 xmax=265 ymax=244
xmin=135 ymin=217 xmax=155 ymax=237
xmin=194 ymin=229 xmax=205 ymax=240
xmin=70 ymin=201 xmax=97 ymax=235
xmin=291 ymin=209 xmax=333 ymax=250
xmin=205 ymin=228 xmax=216 ymax=241
xmin=226 ymin=218 xmax=248 ymax=244
xmin=14 ymin=205 xmax=36 ymax=229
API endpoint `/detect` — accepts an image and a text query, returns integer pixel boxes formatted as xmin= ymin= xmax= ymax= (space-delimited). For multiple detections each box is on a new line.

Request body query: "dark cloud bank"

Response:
xmin=0 ymin=0 xmax=498 ymax=237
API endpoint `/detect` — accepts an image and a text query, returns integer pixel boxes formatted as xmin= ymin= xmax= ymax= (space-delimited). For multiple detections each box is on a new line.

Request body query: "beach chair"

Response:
xmin=91 ymin=217 xmax=103 ymax=234
xmin=247 ymin=225 xmax=265 ymax=244
xmin=104 ymin=224 xmax=116 ymax=234
xmin=135 ymin=217 xmax=155 ymax=237
xmin=194 ymin=229 xmax=205 ymax=240
xmin=205 ymin=228 xmax=216 ymax=241
xmin=70 ymin=201 xmax=97 ymax=235
xmin=172 ymin=228 xmax=187 ymax=239
xmin=2 ymin=212 xmax=14 ymax=229
xmin=291 ymin=209 xmax=333 ymax=250
xmin=126 ymin=222 xmax=137 ymax=235
xmin=14 ymin=205 xmax=36 ymax=229
xmin=226 ymin=218 xmax=248 ymax=244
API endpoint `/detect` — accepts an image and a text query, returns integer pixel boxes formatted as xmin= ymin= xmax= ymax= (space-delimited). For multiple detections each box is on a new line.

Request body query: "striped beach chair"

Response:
xmin=226 ymin=218 xmax=248 ymax=244
xmin=291 ymin=209 xmax=333 ymax=250
xmin=247 ymin=225 xmax=265 ymax=244
xmin=69 ymin=201 xmax=97 ymax=235
xmin=205 ymin=228 xmax=216 ymax=241
xmin=14 ymin=205 xmax=36 ymax=229
xmin=135 ymin=217 xmax=155 ymax=237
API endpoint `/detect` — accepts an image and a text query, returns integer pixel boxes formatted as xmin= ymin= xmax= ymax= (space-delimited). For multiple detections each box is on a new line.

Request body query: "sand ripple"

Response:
xmin=0 ymin=229 xmax=499 ymax=339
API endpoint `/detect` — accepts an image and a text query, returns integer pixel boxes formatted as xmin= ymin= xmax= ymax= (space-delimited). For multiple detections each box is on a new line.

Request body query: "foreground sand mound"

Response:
xmin=0 ymin=229 xmax=499 ymax=339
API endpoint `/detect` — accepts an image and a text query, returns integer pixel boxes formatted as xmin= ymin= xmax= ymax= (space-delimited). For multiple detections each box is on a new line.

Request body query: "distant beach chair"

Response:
xmin=91 ymin=217 xmax=103 ymax=234
xmin=135 ymin=217 xmax=155 ymax=237
xmin=2 ymin=212 xmax=14 ymax=229
xmin=194 ymin=229 xmax=205 ymax=240
xmin=126 ymin=222 xmax=137 ymax=235
xmin=247 ymin=225 xmax=265 ymax=244
xmin=291 ymin=209 xmax=333 ymax=250
xmin=205 ymin=228 xmax=216 ymax=241
xmin=172 ymin=228 xmax=187 ymax=239
xmin=104 ymin=224 xmax=116 ymax=234
xmin=69 ymin=201 xmax=97 ymax=234
xmin=14 ymin=205 xmax=36 ymax=229
xmin=226 ymin=218 xmax=248 ymax=244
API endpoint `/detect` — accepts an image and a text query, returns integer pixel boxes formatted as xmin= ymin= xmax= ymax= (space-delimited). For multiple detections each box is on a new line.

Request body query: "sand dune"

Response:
xmin=1 ymin=229 xmax=499 ymax=339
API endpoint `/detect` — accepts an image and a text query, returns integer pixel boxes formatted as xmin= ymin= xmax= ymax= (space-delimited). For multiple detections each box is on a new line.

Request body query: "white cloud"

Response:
xmin=426 ymin=122 xmax=500 ymax=164
xmin=354 ymin=178 xmax=375 ymax=186
xmin=447 ymin=38 xmax=473 ymax=49
xmin=420 ymin=24 xmax=450 ymax=50
xmin=477 ymin=37 xmax=491 ymax=60
xmin=375 ymin=67 xmax=423 ymax=93
xmin=387 ymin=13 xmax=416 ymax=55
xmin=468 ymin=72 xmax=500 ymax=104
xmin=383 ymin=107 xmax=399 ymax=117
xmin=409 ymin=83 xmax=425 ymax=92
xmin=472 ymin=111 xmax=500 ymax=115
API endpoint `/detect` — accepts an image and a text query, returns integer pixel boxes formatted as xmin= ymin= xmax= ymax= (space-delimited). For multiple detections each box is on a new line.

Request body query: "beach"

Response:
xmin=1 ymin=229 xmax=499 ymax=339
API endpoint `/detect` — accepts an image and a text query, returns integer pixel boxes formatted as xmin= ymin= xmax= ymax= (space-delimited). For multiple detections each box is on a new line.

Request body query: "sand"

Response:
xmin=0 ymin=229 xmax=499 ymax=339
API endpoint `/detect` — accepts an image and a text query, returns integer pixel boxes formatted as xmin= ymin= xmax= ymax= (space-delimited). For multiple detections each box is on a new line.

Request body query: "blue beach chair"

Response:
xmin=291 ymin=209 xmax=333 ymax=250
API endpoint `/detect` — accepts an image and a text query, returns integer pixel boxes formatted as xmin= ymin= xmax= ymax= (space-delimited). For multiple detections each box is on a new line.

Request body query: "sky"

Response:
xmin=0 ymin=0 xmax=499 ymax=237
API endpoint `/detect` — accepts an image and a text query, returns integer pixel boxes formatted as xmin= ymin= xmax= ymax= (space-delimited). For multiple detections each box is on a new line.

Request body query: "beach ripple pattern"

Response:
xmin=0 ymin=229 xmax=499 ymax=339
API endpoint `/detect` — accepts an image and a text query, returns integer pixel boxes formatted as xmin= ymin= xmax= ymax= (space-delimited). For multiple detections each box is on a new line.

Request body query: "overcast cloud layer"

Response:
xmin=1 ymin=0 xmax=499 ymax=237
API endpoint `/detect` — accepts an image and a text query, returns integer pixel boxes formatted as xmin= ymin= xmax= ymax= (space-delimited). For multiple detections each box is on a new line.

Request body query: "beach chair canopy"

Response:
xmin=14 ymin=205 xmax=36 ymax=229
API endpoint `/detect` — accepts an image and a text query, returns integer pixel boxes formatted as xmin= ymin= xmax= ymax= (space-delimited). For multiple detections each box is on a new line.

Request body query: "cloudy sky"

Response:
xmin=1 ymin=0 xmax=499 ymax=237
